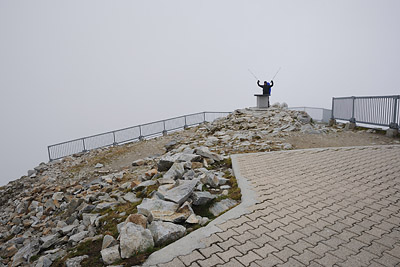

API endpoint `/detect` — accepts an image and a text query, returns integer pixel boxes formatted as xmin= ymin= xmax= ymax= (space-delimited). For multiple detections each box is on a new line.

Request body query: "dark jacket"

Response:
xmin=257 ymin=80 xmax=274 ymax=95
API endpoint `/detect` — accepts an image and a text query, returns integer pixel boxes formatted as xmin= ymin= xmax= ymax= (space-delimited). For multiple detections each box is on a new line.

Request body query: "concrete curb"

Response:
xmin=142 ymin=154 xmax=259 ymax=266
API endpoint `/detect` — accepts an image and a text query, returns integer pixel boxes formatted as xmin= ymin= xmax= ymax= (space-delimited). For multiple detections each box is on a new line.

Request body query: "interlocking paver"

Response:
xmin=157 ymin=257 xmax=185 ymax=267
xmin=147 ymin=146 xmax=400 ymax=267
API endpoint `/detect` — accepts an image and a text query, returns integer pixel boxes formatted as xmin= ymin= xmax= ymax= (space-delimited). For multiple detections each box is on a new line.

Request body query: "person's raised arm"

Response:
xmin=257 ymin=80 xmax=262 ymax=88
xmin=270 ymin=80 xmax=274 ymax=87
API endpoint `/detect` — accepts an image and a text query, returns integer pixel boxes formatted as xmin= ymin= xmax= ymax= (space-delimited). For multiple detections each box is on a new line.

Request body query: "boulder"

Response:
xmin=148 ymin=221 xmax=186 ymax=246
xmin=163 ymin=162 xmax=185 ymax=180
xmin=120 ymin=222 xmax=154 ymax=259
xmin=137 ymin=198 xmax=190 ymax=223
xmin=191 ymin=191 xmax=216 ymax=206
xmin=101 ymin=245 xmax=121 ymax=265
xmin=209 ymin=199 xmax=238 ymax=216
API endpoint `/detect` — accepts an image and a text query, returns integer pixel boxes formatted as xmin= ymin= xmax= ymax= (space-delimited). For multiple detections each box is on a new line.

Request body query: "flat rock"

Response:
xmin=102 ymin=235 xmax=116 ymax=250
xmin=125 ymin=214 xmax=148 ymax=229
xmin=40 ymin=234 xmax=60 ymax=250
xmin=120 ymin=222 xmax=154 ymax=259
xmin=69 ymin=231 xmax=88 ymax=244
xmin=209 ymin=199 xmax=238 ymax=216
xmin=12 ymin=239 xmax=40 ymax=267
xmin=58 ymin=225 xmax=77 ymax=235
xmin=148 ymin=221 xmax=186 ymax=246
xmin=122 ymin=192 xmax=141 ymax=203
xmin=35 ymin=255 xmax=52 ymax=267
xmin=163 ymin=179 xmax=198 ymax=205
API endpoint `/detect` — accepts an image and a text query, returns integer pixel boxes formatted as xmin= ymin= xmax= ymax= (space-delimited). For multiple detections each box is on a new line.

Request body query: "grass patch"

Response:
xmin=136 ymin=184 xmax=159 ymax=199
xmin=52 ymin=239 xmax=103 ymax=267
xmin=192 ymin=201 xmax=216 ymax=220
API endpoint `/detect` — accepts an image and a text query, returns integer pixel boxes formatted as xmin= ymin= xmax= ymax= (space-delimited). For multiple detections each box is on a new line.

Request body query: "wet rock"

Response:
xmin=119 ymin=222 xmax=154 ymax=259
xmin=101 ymin=244 xmax=120 ymax=265
xmin=209 ymin=199 xmax=238 ymax=216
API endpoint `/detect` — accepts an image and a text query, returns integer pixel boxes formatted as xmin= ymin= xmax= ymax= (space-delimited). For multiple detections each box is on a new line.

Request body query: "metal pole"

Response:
xmin=390 ymin=96 xmax=399 ymax=129
xmin=203 ymin=112 xmax=206 ymax=122
xmin=47 ymin=146 xmax=52 ymax=161
xmin=139 ymin=125 xmax=143 ymax=140
xmin=331 ymin=98 xmax=335 ymax=119
xmin=113 ymin=131 xmax=117 ymax=145
xmin=82 ymin=138 xmax=87 ymax=152
xmin=350 ymin=96 xmax=356 ymax=122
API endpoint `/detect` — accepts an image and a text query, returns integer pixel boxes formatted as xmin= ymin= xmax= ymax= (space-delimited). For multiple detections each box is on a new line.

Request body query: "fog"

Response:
xmin=1 ymin=0 xmax=399 ymax=186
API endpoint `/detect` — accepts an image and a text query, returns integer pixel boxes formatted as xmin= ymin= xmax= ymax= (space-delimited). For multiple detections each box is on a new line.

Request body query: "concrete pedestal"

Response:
xmin=386 ymin=128 xmax=399 ymax=138
xmin=254 ymin=94 xmax=270 ymax=108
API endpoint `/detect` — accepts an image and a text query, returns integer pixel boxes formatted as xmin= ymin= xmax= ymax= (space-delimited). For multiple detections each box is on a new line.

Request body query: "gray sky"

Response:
xmin=1 ymin=0 xmax=399 ymax=186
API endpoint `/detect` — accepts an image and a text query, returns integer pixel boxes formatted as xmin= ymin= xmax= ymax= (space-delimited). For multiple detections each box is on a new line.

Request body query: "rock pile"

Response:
xmin=0 ymin=105 xmax=331 ymax=266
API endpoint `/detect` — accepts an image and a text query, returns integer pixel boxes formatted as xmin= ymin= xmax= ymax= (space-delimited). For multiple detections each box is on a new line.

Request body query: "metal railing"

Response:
xmin=289 ymin=107 xmax=332 ymax=123
xmin=47 ymin=111 xmax=231 ymax=161
xmin=331 ymin=95 xmax=400 ymax=129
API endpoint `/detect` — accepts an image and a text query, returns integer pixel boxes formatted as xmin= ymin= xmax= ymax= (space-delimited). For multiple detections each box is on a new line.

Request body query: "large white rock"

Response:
xmin=65 ymin=255 xmax=89 ymax=267
xmin=101 ymin=244 xmax=121 ymax=265
xmin=163 ymin=179 xmax=198 ymax=205
xmin=148 ymin=221 xmax=186 ymax=246
xmin=137 ymin=198 xmax=178 ymax=217
xmin=120 ymin=222 xmax=154 ymax=259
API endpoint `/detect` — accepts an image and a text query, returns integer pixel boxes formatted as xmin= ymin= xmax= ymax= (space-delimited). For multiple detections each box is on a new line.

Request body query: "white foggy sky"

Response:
xmin=1 ymin=0 xmax=399 ymax=185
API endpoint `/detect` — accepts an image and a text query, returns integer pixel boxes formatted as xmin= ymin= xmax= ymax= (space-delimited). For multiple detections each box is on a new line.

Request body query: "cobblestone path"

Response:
xmin=156 ymin=146 xmax=400 ymax=267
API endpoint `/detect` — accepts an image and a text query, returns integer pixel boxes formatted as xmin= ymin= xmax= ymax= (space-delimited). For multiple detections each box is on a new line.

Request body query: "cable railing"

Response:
xmin=47 ymin=111 xmax=231 ymax=161
xmin=331 ymin=95 xmax=400 ymax=129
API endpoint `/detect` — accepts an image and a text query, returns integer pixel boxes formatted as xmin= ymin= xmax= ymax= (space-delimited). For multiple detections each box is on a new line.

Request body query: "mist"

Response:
xmin=1 ymin=0 xmax=399 ymax=185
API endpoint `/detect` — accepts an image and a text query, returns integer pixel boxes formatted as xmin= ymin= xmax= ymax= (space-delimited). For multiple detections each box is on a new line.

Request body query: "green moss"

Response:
xmin=52 ymin=239 xmax=103 ymax=267
xmin=29 ymin=254 xmax=40 ymax=263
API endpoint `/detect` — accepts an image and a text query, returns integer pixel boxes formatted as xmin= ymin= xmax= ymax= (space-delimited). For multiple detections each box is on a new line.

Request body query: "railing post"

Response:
xmin=139 ymin=125 xmax=143 ymax=140
xmin=203 ymin=112 xmax=206 ymax=123
xmin=184 ymin=116 xmax=188 ymax=129
xmin=329 ymin=98 xmax=336 ymax=126
xmin=390 ymin=96 xmax=399 ymax=129
xmin=162 ymin=120 xmax=167 ymax=136
xmin=112 ymin=131 xmax=117 ymax=146
xmin=47 ymin=146 xmax=52 ymax=161
xmin=82 ymin=138 xmax=87 ymax=152
xmin=350 ymin=96 xmax=356 ymax=123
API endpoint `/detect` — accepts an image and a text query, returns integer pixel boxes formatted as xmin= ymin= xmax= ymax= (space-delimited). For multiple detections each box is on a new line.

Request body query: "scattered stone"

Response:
xmin=163 ymin=162 xmax=185 ymax=180
xmin=35 ymin=255 xmax=52 ymax=267
xmin=194 ymin=147 xmax=224 ymax=162
xmin=132 ymin=159 xmax=146 ymax=166
xmin=163 ymin=179 xmax=198 ymax=205
xmin=148 ymin=221 xmax=186 ymax=246
xmin=65 ymin=255 xmax=89 ymax=267
xmin=191 ymin=191 xmax=216 ymax=205
xmin=119 ymin=222 xmax=154 ymax=259
xmin=102 ymin=235 xmax=117 ymax=250
xmin=95 ymin=163 xmax=104 ymax=168
xmin=101 ymin=244 xmax=121 ymax=265
xmin=122 ymin=192 xmax=141 ymax=203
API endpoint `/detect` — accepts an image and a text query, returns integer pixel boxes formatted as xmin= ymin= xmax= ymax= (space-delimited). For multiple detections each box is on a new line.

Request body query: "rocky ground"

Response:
xmin=0 ymin=104 xmax=399 ymax=267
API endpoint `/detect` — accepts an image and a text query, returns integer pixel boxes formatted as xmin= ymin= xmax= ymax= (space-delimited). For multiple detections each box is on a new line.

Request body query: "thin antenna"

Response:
xmin=272 ymin=67 xmax=281 ymax=80
xmin=248 ymin=68 xmax=259 ymax=80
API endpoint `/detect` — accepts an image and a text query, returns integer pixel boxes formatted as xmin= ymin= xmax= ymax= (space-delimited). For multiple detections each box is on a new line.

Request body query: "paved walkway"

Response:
xmin=149 ymin=145 xmax=400 ymax=267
